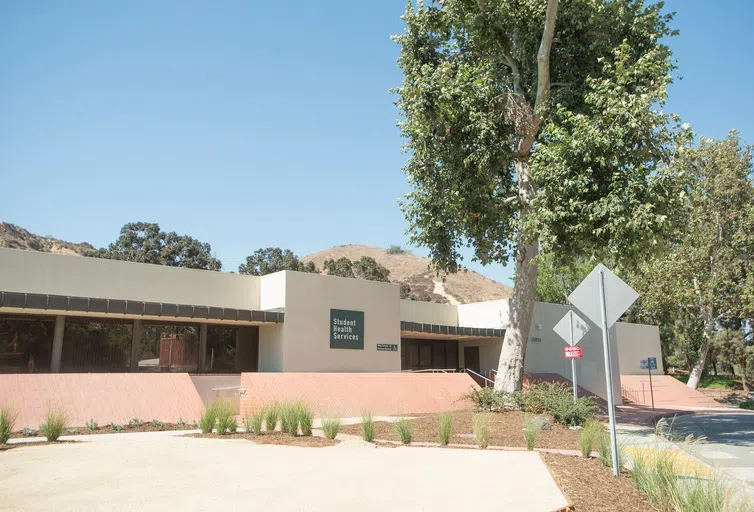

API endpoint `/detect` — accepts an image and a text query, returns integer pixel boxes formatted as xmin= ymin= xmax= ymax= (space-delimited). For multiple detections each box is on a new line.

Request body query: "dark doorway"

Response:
xmin=400 ymin=339 xmax=458 ymax=371
xmin=463 ymin=346 xmax=481 ymax=374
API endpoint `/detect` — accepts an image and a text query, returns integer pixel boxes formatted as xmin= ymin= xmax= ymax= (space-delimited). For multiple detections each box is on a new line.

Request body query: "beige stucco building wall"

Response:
xmin=615 ymin=322 xmax=664 ymax=375
xmin=400 ymin=300 xmax=457 ymax=325
xmin=0 ymin=247 xmax=260 ymax=310
xmin=277 ymin=271 xmax=401 ymax=372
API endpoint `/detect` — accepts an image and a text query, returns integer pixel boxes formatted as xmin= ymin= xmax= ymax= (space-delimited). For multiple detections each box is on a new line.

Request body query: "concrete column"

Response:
xmin=129 ymin=320 xmax=142 ymax=372
xmin=198 ymin=323 xmax=208 ymax=372
xmin=50 ymin=315 xmax=65 ymax=373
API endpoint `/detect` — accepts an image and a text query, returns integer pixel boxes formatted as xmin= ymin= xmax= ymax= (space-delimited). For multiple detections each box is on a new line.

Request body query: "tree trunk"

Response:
xmin=740 ymin=354 xmax=749 ymax=394
xmin=494 ymin=160 xmax=539 ymax=393
xmin=687 ymin=313 xmax=714 ymax=390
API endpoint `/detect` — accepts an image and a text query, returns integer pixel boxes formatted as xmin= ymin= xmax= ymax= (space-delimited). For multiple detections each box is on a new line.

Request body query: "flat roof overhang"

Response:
xmin=400 ymin=321 xmax=504 ymax=340
xmin=0 ymin=291 xmax=283 ymax=326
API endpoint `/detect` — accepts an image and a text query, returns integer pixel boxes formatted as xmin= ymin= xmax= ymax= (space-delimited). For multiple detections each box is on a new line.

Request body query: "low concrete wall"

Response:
xmin=239 ymin=372 xmax=479 ymax=418
xmin=190 ymin=375 xmax=241 ymax=414
xmin=0 ymin=373 xmax=205 ymax=429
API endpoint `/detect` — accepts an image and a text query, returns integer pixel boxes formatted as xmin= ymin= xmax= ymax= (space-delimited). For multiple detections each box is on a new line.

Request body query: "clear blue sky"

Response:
xmin=1 ymin=0 xmax=752 ymax=284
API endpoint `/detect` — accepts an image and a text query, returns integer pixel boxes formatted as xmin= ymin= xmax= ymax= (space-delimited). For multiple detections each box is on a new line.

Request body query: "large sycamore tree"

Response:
xmin=395 ymin=0 xmax=688 ymax=391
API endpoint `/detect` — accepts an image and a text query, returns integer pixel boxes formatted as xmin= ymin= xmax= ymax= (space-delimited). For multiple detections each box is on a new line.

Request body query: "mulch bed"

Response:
xmin=12 ymin=423 xmax=194 ymax=438
xmin=339 ymin=410 xmax=582 ymax=450
xmin=541 ymin=453 xmax=652 ymax=512
xmin=185 ymin=431 xmax=338 ymax=447
xmin=0 ymin=440 xmax=79 ymax=452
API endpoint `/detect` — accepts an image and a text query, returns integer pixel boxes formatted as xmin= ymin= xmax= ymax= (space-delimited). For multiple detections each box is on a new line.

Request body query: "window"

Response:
xmin=62 ymin=318 xmax=132 ymax=373
xmin=0 ymin=315 xmax=54 ymax=373
xmin=138 ymin=323 xmax=199 ymax=372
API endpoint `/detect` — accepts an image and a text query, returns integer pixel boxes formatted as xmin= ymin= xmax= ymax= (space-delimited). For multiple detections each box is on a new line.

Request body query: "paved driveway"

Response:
xmin=668 ymin=413 xmax=754 ymax=489
xmin=0 ymin=433 xmax=569 ymax=511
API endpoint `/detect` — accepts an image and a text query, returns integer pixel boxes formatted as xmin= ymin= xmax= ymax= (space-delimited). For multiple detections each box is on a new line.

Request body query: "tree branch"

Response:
xmin=535 ymin=0 xmax=559 ymax=110
xmin=503 ymin=196 xmax=519 ymax=204
xmin=476 ymin=0 xmax=524 ymax=97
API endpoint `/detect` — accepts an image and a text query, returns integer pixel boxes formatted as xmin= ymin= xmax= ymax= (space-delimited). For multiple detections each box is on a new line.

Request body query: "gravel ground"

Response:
xmin=0 ymin=433 xmax=569 ymax=511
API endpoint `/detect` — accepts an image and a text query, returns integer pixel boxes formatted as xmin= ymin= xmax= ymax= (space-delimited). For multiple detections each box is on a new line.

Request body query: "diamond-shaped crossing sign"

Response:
xmin=568 ymin=263 xmax=638 ymax=328
xmin=553 ymin=310 xmax=590 ymax=346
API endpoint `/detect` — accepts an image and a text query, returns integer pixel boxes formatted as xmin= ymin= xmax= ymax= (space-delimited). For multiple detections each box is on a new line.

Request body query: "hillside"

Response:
xmin=0 ymin=222 xmax=93 ymax=256
xmin=303 ymin=245 xmax=512 ymax=304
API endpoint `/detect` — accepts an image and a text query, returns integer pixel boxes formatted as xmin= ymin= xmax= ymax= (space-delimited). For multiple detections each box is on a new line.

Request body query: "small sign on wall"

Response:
xmin=377 ymin=344 xmax=398 ymax=351
xmin=330 ymin=309 xmax=364 ymax=350
xmin=564 ymin=346 xmax=583 ymax=359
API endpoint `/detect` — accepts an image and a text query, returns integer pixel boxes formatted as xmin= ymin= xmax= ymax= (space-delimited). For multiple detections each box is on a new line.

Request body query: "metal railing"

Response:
xmin=464 ymin=368 xmax=495 ymax=388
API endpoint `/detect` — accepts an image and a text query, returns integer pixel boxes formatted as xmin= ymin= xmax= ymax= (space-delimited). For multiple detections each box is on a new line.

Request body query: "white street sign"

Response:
xmin=568 ymin=263 xmax=638 ymax=328
xmin=553 ymin=310 xmax=590 ymax=346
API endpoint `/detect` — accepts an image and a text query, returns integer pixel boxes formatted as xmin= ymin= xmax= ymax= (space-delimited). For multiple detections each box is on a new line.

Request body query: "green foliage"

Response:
xmin=87 ymin=222 xmax=221 ymax=270
xmin=740 ymin=400 xmax=754 ymax=411
xmin=22 ymin=427 xmax=37 ymax=438
xmin=522 ymin=382 xmax=596 ymax=427
xmin=39 ymin=407 xmax=67 ymax=441
xmin=399 ymin=283 xmax=411 ymax=299
xmin=523 ymin=416 xmax=537 ymax=451
xmin=264 ymin=404 xmax=280 ymax=432
xmin=280 ymin=403 xmax=300 ymax=436
xmin=535 ymin=254 xmax=595 ymax=304
xmin=0 ymin=407 xmax=17 ymax=444
xmin=670 ymin=373 xmax=745 ymax=390
xmin=473 ymin=413 xmax=490 ymax=449
xmin=295 ymin=403 xmax=313 ymax=436
xmin=151 ymin=419 xmax=164 ymax=429
xmin=580 ymin=421 xmax=602 ymax=459
xmin=85 ymin=419 xmax=98 ymax=431
xmin=437 ymin=412 xmax=453 ymax=446
xmin=394 ymin=417 xmax=413 ymax=445
xmin=128 ymin=418 xmax=142 ymax=427
xmin=321 ymin=418 xmax=341 ymax=440
xmin=595 ymin=429 xmax=626 ymax=469
xmin=178 ymin=418 xmax=187 ymax=427
xmin=238 ymin=247 xmax=317 ymax=275
xmin=323 ymin=257 xmax=355 ymax=278
xmin=387 ymin=245 xmax=408 ymax=255
xmin=66 ymin=428 xmax=79 ymax=435
xmin=245 ymin=411 xmax=264 ymax=435
xmin=212 ymin=400 xmax=237 ymax=435
xmin=323 ymin=256 xmax=391 ymax=283
xmin=463 ymin=387 xmax=521 ymax=412
xmin=361 ymin=412 xmax=375 ymax=443
xmin=111 ymin=423 xmax=124 ymax=431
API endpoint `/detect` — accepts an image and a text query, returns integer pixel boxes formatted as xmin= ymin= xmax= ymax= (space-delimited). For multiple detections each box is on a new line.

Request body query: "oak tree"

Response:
xmin=238 ymin=247 xmax=317 ymax=275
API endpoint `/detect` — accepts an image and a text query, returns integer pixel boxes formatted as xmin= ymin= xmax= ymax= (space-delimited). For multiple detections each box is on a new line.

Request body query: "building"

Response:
xmin=0 ymin=248 xmax=662 ymax=402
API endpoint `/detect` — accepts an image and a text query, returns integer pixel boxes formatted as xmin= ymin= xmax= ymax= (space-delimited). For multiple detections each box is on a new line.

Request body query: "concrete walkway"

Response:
xmin=0 ymin=432 xmax=570 ymax=511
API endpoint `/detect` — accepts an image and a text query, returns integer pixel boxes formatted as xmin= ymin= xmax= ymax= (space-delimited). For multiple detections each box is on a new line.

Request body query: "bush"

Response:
xmin=245 ymin=411 xmax=264 ymax=435
xmin=22 ymin=427 xmax=37 ymax=438
xmin=213 ymin=400 xmax=237 ymax=435
xmin=111 ymin=423 xmax=124 ymax=431
xmin=580 ymin=421 xmax=602 ymax=458
xmin=66 ymin=428 xmax=79 ymax=435
xmin=151 ymin=419 xmax=164 ymax=429
xmin=523 ymin=416 xmax=537 ymax=451
xmin=321 ymin=418 xmax=341 ymax=440
xmin=85 ymin=419 xmax=98 ymax=431
xmin=473 ymin=413 xmax=490 ymax=449
xmin=464 ymin=387 xmax=521 ymax=412
xmin=178 ymin=418 xmax=187 ymax=427
xmin=395 ymin=417 xmax=413 ymax=445
xmin=437 ymin=412 xmax=453 ymax=446
xmin=0 ymin=407 xmax=18 ymax=444
xmin=128 ymin=418 xmax=142 ymax=427
xmin=386 ymin=245 xmax=407 ymax=255
xmin=295 ymin=403 xmax=313 ymax=436
xmin=740 ymin=399 xmax=754 ymax=410
xmin=39 ymin=407 xmax=67 ymax=441
xmin=264 ymin=404 xmax=280 ymax=432
xmin=522 ymin=382 xmax=596 ymax=427
xmin=361 ymin=412 xmax=375 ymax=442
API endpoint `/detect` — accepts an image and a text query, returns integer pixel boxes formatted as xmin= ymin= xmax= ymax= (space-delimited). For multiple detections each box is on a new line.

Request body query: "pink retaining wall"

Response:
xmin=0 ymin=373 xmax=206 ymax=429
xmin=240 ymin=372 xmax=479 ymax=418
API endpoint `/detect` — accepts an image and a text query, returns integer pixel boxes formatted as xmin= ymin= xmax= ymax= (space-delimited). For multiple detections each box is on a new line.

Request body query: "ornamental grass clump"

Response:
xmin=280 ymin=403 xmax=299 ymax=436
xmin=264 ymin=404 xmax=280 ymax=432
xmin=39 ymin=407 xmax=67 ymax=441
xmin=580 ymin=420 xmax=602 ymax=459
xmin=437 ymin=412 xmax=453 ymax=446
xmin=213 ymin=399 xmax=237 ymax=435
xmin=295 ymin=403 xmax=313 ymax=436
xmin=361 ymin=412 xmax=375 ymax=443
xmin=321 ymin=418 xmax=341 ymax=440
xmin=523 ymin=416 xmax=537 ymax=451
xmin=395 ymin=417 xmax=413 ymax=445
xmin=245 ymin=411 xmax=264 ymax=435
xmin=0 ymin=407 xmax=18 ymax=444
xmin=473 ymin=413 xmax=490 ymax=449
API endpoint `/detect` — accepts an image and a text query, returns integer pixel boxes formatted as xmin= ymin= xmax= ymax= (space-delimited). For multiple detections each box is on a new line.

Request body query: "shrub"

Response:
xmin=295 ymin=403 xmax=313 ymax=436
xmin=198 ymin=399 xmax=231 ymax=434
xmin=280 ymin=403 xmax=299 ymax=436
xmin=213 ymin=400 xmax=237 ymax=435
xmin=111 ymin=423 xmax=124 ymax=431
xmin=245 ymin=411 xmax=264 ymax=435
xmin=437 ymin=412 xmax=453 ymax=446
xmin=86 ymin=419 xmax=98 ymax=431
xmin=0 ymin=407 xmax=18 ymax=444
xmin=66 ymin=428 xmax=79 ymax=435
xmin=22 ymin=427 xmax=37 ymax=438
xmin=361 ymin=412 xmax=375 ymax=442
xmin=178 ymin=418 xmax=187 ymax=427
xmin=321 ymin=418 xmax=341 ymax=440
xmin=128 ymin=418 xmax=142 ymax=427
xmin=580 ymin=421 xmax=602 ymax=458
xmin=264 ymin=404 xmax=280 ymax=432
xmin=386 ymin=245 xmax=407 ymax=255
xmin=474 ymin=413 xmax=490 ymax=449
xmin=464 ymin=387 xmax=520 ymax=412
xmin=522 ymin=382 xmax=596 ymax=426
xmin=523 ymin=416 xmax=537 ymax=451
xmin=151 ymin=419 xmax=164 ymax=429
xmin=740 ymin=399 xmax=754 ymax=411
xmin=39 ymin=407 xmax=67 ymax=441
xmin=395 ymin=417 xmax=413 ymax=445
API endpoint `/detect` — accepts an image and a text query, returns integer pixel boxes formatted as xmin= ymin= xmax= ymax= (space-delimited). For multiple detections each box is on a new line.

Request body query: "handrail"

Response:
xmin=464 ymin=368 xmax=495 ymax=388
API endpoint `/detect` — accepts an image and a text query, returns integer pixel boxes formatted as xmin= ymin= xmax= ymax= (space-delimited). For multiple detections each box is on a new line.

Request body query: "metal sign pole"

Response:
xmin=599 ymin=269 xmax=620 ymax=477
xmin=570 ymin=316 xmax=578 ymax=403
xmin=648 ymin=361 xmax=655 ymax=411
